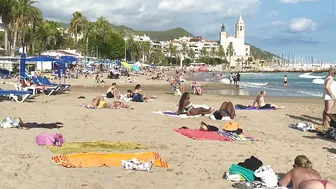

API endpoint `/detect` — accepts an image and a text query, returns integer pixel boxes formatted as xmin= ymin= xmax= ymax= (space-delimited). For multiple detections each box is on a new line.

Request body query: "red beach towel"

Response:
xmin=173 ymin=129 xmax=233 ymax=141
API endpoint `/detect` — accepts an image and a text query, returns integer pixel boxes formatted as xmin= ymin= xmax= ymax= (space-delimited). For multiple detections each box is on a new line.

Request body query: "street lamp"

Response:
xmin=124 ymin=32 xmax=129 ymax=61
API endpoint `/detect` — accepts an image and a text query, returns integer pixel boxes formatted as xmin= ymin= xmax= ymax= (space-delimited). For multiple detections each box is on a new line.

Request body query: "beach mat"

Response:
xmin=173 ymin=128 xmax=233 ymax=141
xmin=153 ymin=111 xmax=211 ymax=118
xmin=51 ymin=152 xmax=170 ymax=168
xmin=47 ymin=141 xmax=145 ymax=155
xmin=235 ymin=105 xmax=275 ymax=110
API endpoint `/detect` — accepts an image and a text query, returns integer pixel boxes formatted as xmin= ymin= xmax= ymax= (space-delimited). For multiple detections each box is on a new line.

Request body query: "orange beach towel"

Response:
xmin=51 ymin=152 xmax=170 ymax=168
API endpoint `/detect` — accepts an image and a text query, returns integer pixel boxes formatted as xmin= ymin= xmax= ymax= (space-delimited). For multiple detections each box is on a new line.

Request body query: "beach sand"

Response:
xmin=0 ymin=75 xmax=335 ymax=189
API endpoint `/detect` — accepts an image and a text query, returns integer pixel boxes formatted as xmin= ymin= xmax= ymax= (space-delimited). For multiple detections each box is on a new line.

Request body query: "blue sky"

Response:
xmin=35 ymin=0 xmax=335 ymax=61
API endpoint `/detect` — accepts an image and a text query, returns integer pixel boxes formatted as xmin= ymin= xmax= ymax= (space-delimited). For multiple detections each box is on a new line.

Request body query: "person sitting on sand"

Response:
xmin=252 ymin=90 xmax=285 ymax=109
xmin=132 ymin=84 xmax=156 ymax=102
xmin=191 ymin=81 xmax=203 ymax=95
xmin=210 ymin=101 xmax=236 ymax=120
xmin=106 ymin=83 xmax=120 ymax=99
xmin=95 ymin=74 xmax=105 ymax=83
xmin=91 ymin=96 xmax=130 ymax=109
xmin=177 ymin=92 xmax=215 ymax=115
xmin=279 ymin=155 xmax=336 ymax=189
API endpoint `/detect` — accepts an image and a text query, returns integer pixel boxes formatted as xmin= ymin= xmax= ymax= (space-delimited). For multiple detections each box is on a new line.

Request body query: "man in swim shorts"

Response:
xmin=252 ymin=90 xmax=285 ymax=109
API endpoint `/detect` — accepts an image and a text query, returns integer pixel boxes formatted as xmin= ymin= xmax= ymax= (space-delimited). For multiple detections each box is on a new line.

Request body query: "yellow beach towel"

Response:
xmin=47 ymin=141 xmax=145 ymax=155
xmin=51 ymin=152 xmax=170 ymax=168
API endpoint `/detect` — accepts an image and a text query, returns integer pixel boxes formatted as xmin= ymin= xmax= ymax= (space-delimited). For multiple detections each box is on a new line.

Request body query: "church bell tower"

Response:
xmin=235 ymin=14 xmax=245 ymax=39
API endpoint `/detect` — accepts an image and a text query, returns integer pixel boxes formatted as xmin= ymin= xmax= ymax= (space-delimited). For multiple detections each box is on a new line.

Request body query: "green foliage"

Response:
xmin=248 ymin=44 xmax=279 ymax=60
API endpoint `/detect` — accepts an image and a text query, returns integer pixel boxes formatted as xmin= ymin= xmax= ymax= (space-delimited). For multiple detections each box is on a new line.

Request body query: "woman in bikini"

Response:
xmin=91 ymin=96 xmax=130 ymax=109
xmin=210 ymin=101 xmax=236 ymax=120
xmin=177 ymin=92 xmax=214 ymax=115
xmin=279 ymin=155 xmax=336 ymax=189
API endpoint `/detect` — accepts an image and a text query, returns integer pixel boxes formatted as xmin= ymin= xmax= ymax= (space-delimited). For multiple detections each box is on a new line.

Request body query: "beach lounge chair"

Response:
xmin=27 ymin=78 xmax=58 ymax=96
xmin=0 ymin=88 xmax=32 ymax=103
xmin=37 ymin=76 xmax=70 ymax=90
xmin=31 ymin=77 xmax=61 ymax=93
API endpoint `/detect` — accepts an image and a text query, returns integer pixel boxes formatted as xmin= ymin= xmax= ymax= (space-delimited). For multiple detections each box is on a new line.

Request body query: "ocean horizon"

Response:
xmin=189 ymin=71 xmax=327 ymax=97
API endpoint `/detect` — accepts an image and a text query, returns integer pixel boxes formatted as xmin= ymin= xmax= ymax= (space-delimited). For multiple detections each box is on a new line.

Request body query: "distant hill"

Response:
xmin=59 ymin=22 xmax=278 ymax=59
xmin=59 ymin=22 xmax=193 ymax=41
xmin=248 ymin=44 xmax=279 ymax=60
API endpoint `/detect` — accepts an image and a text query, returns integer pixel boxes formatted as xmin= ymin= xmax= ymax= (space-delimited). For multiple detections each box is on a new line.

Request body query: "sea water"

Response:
xmin=189 ymin=72 xmax=327 ymax=97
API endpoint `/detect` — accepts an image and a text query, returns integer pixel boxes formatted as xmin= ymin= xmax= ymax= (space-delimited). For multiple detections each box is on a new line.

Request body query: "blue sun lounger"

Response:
xmin=31 ymin=77 xmax=60 ymax=95
xmin=0 ymin=88 xmax=32 ymax=103
xmin=37 ymin=76 xmax=70 ymax=90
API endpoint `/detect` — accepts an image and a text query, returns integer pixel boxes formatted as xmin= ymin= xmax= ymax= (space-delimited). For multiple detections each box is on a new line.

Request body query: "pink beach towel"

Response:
xmin=173 ymin=129 xmax=233 ymax=141
xmin=36 ymin=133 xmax=64 ymax=147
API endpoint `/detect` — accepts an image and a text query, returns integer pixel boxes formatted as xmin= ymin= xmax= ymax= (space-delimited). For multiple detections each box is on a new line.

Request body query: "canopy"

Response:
xmin=131 ymin=64 xmax=141 ymax=72
xmin=121 ymin=62 xmax=132 ymax=70
xmin=60 ymin=56 xmax=77 ymax=62
xmin=26 ymin=56 xmax=60 ymax=62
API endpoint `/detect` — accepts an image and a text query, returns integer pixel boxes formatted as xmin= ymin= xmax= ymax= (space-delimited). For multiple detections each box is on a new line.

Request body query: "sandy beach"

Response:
xmin=0 ymin=75 xmax=335 ymax=189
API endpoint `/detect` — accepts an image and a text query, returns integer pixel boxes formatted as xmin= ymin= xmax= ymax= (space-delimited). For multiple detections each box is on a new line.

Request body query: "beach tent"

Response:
xmin=21 ymin=55 xmax=60 ymax=79
xmin=131 ymin=64 xmax=141 ymax=72
xmin=121 ymin=62 xmax=132 ymax=70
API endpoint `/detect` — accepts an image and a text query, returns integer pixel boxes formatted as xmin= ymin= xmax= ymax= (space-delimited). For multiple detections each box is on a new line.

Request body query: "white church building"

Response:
xmin=220 ymin=15 xmax=250 ymax=67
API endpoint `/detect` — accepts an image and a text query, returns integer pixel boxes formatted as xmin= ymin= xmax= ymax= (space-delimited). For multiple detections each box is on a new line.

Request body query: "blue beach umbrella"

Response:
xmin=131 ymin=64 xmax=141 ymax=72
xmin=60 ymin=56 xmax=77 ymax=62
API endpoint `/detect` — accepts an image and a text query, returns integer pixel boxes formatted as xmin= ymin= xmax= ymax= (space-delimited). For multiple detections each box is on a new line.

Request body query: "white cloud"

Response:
xmin=288 ymin=18 xmax=317 ymax=32
xmin=260 ymin=18 xmax=317 ymax=33
xmin=278 ymin=0 xmax=317 ymax=3
xmin=35 ymin=0 xmax=260 ymax=34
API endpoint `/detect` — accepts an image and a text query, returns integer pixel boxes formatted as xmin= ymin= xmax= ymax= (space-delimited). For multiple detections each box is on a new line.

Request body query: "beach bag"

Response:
xmin=254 ymin=165 xmax=278 ymax=188
xmin=0 ymin=117 xmax=23 ymax=128
xmin=36 ymin=133 xmax=64 ymax=147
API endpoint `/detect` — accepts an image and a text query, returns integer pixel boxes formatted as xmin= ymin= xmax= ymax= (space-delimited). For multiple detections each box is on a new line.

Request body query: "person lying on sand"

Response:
xmin=106 ymin=83 xmax=120 ymax=99
xmin=132 ymin=84 xmax=157 ymax=101
xmin=210 ymin=101 xmax=236 ymax=120
xmin=279 ymin=155 xmax=336 ymax=189
xmin=177 ymin=92 xmax=215 ymax=115
xmin=91 ymin=96 xmax=130 ymax=109
xmin=95 ymin=74 xmax=105 ymax=83
xmin=252 ymin=90 xmax=285 ymax=109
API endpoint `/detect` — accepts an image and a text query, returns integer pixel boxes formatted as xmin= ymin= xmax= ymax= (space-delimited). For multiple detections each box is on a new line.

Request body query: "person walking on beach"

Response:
xmin=236 ymin=72 xmax=241 ymax=86
xmin=229 ymin=73 xmax=234 ymax=84
xmin=233 ymin=73 xmax=237 ymax=85
xmin=322 ymin=67 xmax=336 ymax=128
xmin=284 ymin=75 xmax=288 ymax=88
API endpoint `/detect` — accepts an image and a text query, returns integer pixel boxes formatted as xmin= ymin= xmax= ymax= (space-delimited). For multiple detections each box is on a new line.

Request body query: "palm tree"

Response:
xmin=94 ymin=16 xmax=110 ymax=42
xmin=0 ymin=0 xmax=15 ymax=55
xmin=141 ymin=41 xmax=151 ymax=62
xmin=69 ymin=11 xmax=84 ymax=48
xmin=226 ymin=42 xmax=235 ymax=67
xmin=188 ymin=48 xmax=195 ymax=63
xmin=200 ymin=47 xmax=207 ymax=63
xmin=210 ymin=46 xmax=216 ymax=65
xmin=181 ymin=43 xmax=188 ymax=67
xmin=167 ymin=43 xmax=174 ymax=64
xmin=217 ymin=45 xmax=225 ymax=64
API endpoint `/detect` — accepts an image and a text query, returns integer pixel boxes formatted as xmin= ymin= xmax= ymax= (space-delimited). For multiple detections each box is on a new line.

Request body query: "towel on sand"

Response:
xmin=174 ymin=129 xmax=257 ymax=142
xmin=153 ymin=111 xmax=211 ymax=118
xmin=47 ymin=141 xmax=145 ymax=154
xmin=174 ymin=129 xmax=233 ymax=141
xmin=51 ymin=152 xmax=170 ymax=168
xmin=235 ymin=105 xmax=275 ymax=110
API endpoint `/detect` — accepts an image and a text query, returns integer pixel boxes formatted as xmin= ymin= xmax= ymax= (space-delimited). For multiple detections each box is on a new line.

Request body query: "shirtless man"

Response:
xmin=106 ymin=83 xmax=120 ymax=99
xmin=252 ymin=90 xmax=285 ymax=109
xmin=279 ymin=155 xmax=336 ymax=189
xmin=284 ymin=75 xmax=288 ymax=88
